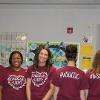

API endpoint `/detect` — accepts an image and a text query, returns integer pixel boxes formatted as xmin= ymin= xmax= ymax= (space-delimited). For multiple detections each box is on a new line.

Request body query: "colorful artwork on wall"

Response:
xmin=27 ymin=42 xmax=80 ymax=69
xmin=0 ymin=32 xmax=80 ymax=69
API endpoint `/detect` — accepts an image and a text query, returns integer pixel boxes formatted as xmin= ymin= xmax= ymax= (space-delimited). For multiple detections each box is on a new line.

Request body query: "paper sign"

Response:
xmin=80 ymin=44 xmax=94 ymax=56
xmin=81 ymin=56 xmax=92 ymax=70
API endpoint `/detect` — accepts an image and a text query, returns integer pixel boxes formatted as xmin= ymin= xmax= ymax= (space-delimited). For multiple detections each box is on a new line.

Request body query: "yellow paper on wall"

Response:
xmin=80 ymin=44 xmax=94 ymax=56
xmin=81 ymin=56 xmax=92 ymax=70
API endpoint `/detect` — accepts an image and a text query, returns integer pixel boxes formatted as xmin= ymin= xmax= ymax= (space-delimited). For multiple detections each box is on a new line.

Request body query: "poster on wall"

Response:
xmin=80 ymin=44 xmax=94 ymax=56
xmin=27 ymin=41 xmax=80 ymax=69
xmin=81 ymin=56 xmax=92 ymax=70
xmin=0 ymin=32 xmax=27 ymax=67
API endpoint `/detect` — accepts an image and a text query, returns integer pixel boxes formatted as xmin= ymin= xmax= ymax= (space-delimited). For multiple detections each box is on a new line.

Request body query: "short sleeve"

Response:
xmin=0 ymin=67 xmax=6 ymax=85
xmin=79 ymin=72 xmax=89 ymax=90
xmin=26 ymin=67 xmax=32 ymax=78
xmin=52 ymin=70 xmax=61 ymax=87
xmin=49 ymin=67 xmax=57 ymax=81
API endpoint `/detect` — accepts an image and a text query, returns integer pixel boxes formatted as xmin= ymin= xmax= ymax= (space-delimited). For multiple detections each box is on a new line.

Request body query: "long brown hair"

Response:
xmin=92 ymin=50 xmax=100 ymax=73
xmin=33 ymin=45 xmax=52 ymax=71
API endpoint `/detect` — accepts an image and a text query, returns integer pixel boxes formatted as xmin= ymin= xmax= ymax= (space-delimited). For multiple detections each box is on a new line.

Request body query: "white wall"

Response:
xmin=96 ymin=24 xmax=100 ymax=51
xmin=0 ymin=5 xmax=100 ymax=67
xmin=0 ymin=5 xmax=99 ymax=46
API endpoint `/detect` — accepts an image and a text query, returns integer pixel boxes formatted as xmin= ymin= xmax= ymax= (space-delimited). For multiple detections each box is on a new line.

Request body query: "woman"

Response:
xmin=52 ymin=44 xmax=89 ymax=100
xmin=0 ymin=65 xmax=5 ymax=100
xmin=86 ymin=50 xmax=100 ymax=100
xmin=26 ymin=45 xmax=56 ymax=100
xmin=0 ymin=51 xmax=27 ymax=100
xmin=0 ymin=65 xmax=4 ymax=82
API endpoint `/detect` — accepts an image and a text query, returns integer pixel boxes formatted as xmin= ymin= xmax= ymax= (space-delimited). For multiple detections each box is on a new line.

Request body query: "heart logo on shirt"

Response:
xmin=8 ymin=75 xmax=26 ymax=90
xmin=31 ymin=71 xmax=48 ymax=87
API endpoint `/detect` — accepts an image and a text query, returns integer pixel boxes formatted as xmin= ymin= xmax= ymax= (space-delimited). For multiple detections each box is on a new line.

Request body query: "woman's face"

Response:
xmin=38 ymin=49 xmax=48 ymax=65
xmin=11 ymin=53 xmax=22 ymax=68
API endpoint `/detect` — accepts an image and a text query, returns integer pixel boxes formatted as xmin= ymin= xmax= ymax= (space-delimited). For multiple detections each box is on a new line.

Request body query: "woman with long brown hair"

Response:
xmin=86 ymin=50 xmax=100 ymax=100
xmin=26 ymin=45 xmax=56 ymax=100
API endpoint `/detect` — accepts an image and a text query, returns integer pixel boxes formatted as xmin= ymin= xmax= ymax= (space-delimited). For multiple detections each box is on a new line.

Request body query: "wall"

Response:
xmin=0 ymin=5 xmax=98 ymax=45
xmin=96 ymin=24 xmax=100 ymax=51
xmin=0 ymin=5 xmax=100 ymax=69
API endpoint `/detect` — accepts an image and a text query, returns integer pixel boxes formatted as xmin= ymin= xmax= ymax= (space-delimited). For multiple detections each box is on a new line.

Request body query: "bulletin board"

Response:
xmin=27 ymin=41 xmax=80 ymax=69
xmin=0 ymin=32 xmax=27 ymax=67
xmin=0 ymin=32 xmax=80 ymax=69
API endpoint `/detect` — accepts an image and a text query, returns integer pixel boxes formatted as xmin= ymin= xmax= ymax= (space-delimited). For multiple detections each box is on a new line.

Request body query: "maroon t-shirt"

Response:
xmin=0 ymin=65 xmax=5 ymax=84
xmin=52 ymin=66 xmax=89 ymax=100
xmin=2 ymin=67 xmax=27 ymax=100
xmin=86 ymin=70 xmax=100 ymax=100
xmin=27 ymin=65 xmax=56 ymax=100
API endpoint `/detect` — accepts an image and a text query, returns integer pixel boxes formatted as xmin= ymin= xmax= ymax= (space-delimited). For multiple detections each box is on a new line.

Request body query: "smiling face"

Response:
xmin=9 ymin=51 xmax=23 ymax=70
xmin=38 ymin=49 xmax=49 ymax=66
xmin=11 ymin=53 xmax=22 ymax=68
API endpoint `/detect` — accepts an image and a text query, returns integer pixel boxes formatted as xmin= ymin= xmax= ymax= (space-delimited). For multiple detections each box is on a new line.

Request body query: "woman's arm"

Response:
xmin=80 ymin=90 xmax=87 ymax=100
xmin=0 ymin=85 xmax=3 ymax=100
xmin=84 ymin=89 xmax=88 ymax=99
xmin=42 ymin=83 xmax=55 ymax=100
xmin=26 ymin=78 xmax=31 ymax=100
xmin=53 ymin=86 xmax=59 ymax=100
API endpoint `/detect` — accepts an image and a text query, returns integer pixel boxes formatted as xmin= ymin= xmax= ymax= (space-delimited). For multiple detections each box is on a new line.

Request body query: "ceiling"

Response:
xmin=0 ymin=0 xmax=100 ymax=5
